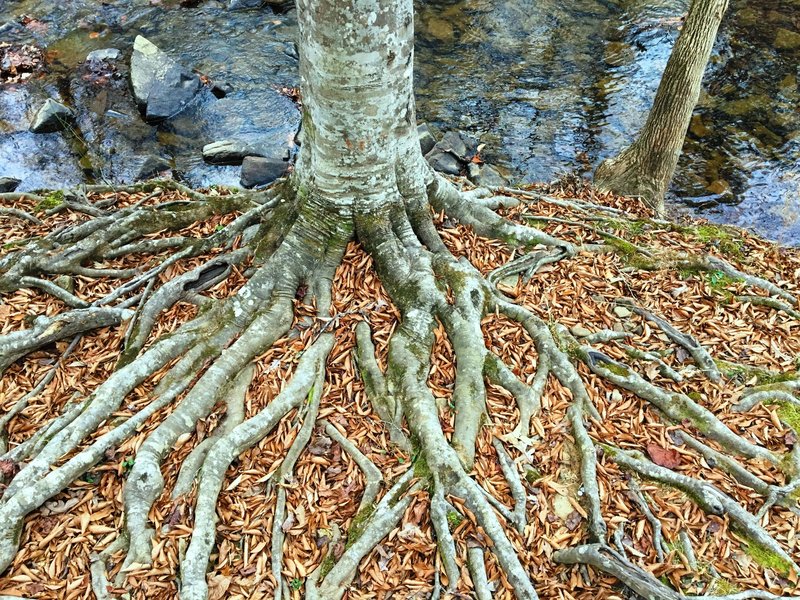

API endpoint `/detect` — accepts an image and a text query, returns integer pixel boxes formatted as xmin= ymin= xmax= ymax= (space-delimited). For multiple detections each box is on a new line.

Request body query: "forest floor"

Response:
xmin=0 ymin=178 xmax=798 ymax=600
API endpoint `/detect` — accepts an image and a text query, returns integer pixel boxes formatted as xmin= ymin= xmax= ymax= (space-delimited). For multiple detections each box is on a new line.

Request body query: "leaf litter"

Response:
xmin=0 ymin=180 xmax=799 ymax=599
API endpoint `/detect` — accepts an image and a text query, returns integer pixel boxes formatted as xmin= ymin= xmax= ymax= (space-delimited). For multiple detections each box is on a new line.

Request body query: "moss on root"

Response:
xmin=344 ymin=503 xmax=377 ymax=550
xmin=742 ymin=538 xmax=795 ymax=576
xmin=35 ymin=191 xmax=64 ymax=211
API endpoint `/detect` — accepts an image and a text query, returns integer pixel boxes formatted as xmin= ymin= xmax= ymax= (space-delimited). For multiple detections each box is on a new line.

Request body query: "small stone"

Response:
xmin=0 ymin=177 xmax=21 ymax=192
xmin=240 ymin=156 xmax=288 ymax=188
xmin=85 ymin=48 xmax=121 ymax=63
xmin=29 ymin=99 xmax=74 ymax=133
xmin=54 ymin=275 xmax=74 ymax=294
xmin=499 ymin=275 xmax=520 ymax=288
xmin=202 ymin=140 xmax=263 ymax=165
xmin=613 ymin=305 xmax=632 ymax=318
xmin=417 ymin=123 xmax=436 ymax=155
xmin=553 ymin=494 xmax=574 ymax=520
xmin=134 ymin=155 xmax=172 ymax=181
xmin=569 ymin=325 xmax=592 ymax=338
xmin=610 ymin=389 xmax=623 ymax=402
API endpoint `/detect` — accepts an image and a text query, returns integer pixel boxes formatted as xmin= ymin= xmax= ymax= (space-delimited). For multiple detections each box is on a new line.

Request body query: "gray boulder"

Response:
xmin=29 ymin=98 xmax=74 ymax=133
xmin=425 ymin=130 xmax=480 ymax=176
xmin=203 ymin=140 xmax=265 ymax=165
xmin=130 ymin=36 xmax=201 ymax=122
xmin=240 ymin=156 xmax=287 ymax=188
xmin=427 ymin=151 xmax=462 ymax=176
xmin=0 ymin=177 xmax=21 ymax=192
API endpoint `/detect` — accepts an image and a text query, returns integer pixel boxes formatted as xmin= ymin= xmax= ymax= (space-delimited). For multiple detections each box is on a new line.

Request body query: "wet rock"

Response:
xmin=130 ymin=35 xmax=201 ymax=122
xmin=203 ymin=140 xmax=264 ymax=165
xmin=468 ymin=163 xmax=507 ymax=187
xmin=211 ymin=81 xmax=234 ymax=99
xmin=86 ymin=48 xmax=121 ymax=63
xmin=282 ymin=42 xmax=299 ymax=61
xmin=240 ymin=156 xmax=287 ymax=188
xmin=228 ymin=0 xmax=263 ymax=9
xmin=426 ymin=130 xmax=478 ymax=176
xmin=438 ymin=130 xmax=477 ymax=160
xmin=427 ymin=151 xmax=462 ymax=176
xmin=29 ymin=98 xmax=74 ymax=133
xmin=417 ymin=123 xmax=436 ymax=155
xmin=134 ymin=155 xmax=172 ymax=181
xmin=0 ymin=177 xmax=21 ymax=192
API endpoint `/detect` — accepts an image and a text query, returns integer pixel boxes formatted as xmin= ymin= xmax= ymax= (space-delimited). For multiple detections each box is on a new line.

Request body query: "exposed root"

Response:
xmin=1 ymin=174 xmax=798 ymax=600
xmin=604 ymin=445 xmax=798 ymax=573
xmin=616 ymin=298 xmax=721 ymax=381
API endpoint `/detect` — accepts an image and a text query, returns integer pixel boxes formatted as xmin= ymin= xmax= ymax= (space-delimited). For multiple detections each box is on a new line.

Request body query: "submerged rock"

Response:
xmin=29 ymin=98 xmax=74 ymax=133
xmin=0 ymin=177 xmax=21 ymax=192
xmin=86 ymin=48 xmax=121 ymax=63
xmin=240 ymin=156 xmax=287 ymax=188
xmin=134 ymin=155 xmax=172 ymax=181
xmin=130 ymin=35 xmax=201 ymax=122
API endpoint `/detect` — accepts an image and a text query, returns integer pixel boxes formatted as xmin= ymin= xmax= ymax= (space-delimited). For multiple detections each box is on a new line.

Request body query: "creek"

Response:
xmin=1 ymin=0 xmax=798 ymax=243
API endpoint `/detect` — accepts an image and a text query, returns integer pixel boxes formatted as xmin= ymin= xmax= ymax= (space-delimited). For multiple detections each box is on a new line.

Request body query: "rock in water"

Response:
xmin=0 ymin=177 xmax=21 ymax=192
xmin=29 ymin=98 xmax=74 ymax=133
xmin=134 ymin=155 xmax=172 ymax=181
xmin=130 ymin=35 xmax=201 ymax=122
xmin=203 ymin=140 xmax=264 ymax=165
xmin=240 ymin=156 xmax=288 ymax=188
xmin=86 ymin=48 xmax=121 ymax=63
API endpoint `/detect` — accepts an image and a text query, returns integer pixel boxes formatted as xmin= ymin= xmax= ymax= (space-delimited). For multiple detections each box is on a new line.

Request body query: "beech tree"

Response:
xmin=594 ymin=0 xmax=730 ymax=216
xmin=0 ymin=1 xmax=798 ymax=599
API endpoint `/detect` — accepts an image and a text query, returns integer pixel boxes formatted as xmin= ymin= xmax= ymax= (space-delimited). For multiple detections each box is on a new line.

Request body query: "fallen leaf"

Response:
xmin=646 ymin=443 xmax=682 ymax=469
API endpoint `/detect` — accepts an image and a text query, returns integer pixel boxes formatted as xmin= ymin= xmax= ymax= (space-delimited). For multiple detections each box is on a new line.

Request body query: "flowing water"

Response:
xmin=1 ymin=0 xmax=799 ymax=243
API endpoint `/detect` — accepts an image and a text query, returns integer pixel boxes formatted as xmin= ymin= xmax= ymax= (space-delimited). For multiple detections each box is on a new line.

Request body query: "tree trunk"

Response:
xmin=294 ymin=0 xmax=427 ymax=218
xmin=593 ymin=0 xmax=729 ymax=216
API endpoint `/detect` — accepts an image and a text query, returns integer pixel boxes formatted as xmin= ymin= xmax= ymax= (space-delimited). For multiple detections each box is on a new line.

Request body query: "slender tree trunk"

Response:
xmin=594 ymin=0 xmax=729 ymax=216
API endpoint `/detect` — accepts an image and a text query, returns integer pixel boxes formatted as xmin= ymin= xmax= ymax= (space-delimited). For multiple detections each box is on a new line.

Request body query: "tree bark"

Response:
xmin=294 ymin=0 xmax=427 ymax=217
xmin=593 ymin=0 xmax=729 ymax=216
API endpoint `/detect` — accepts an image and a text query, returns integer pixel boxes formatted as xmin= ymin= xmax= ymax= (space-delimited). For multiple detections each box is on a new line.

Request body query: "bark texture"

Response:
xmin=594 ymin=0 xmax=729 ymax=215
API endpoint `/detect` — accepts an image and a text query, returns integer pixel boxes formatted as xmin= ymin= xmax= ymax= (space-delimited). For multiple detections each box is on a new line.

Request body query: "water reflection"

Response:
xmin=0 ymin=0 xmax=797 ymax=243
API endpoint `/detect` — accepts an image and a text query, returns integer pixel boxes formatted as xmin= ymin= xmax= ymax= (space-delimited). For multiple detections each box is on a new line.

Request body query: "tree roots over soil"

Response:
xmin=1 ymin=176 xmax=799 ymax=600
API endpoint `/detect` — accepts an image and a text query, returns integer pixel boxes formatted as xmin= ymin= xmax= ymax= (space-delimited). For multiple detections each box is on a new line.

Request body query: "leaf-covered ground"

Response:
xmin=1 ymin=180 xmax=798 ymax=599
